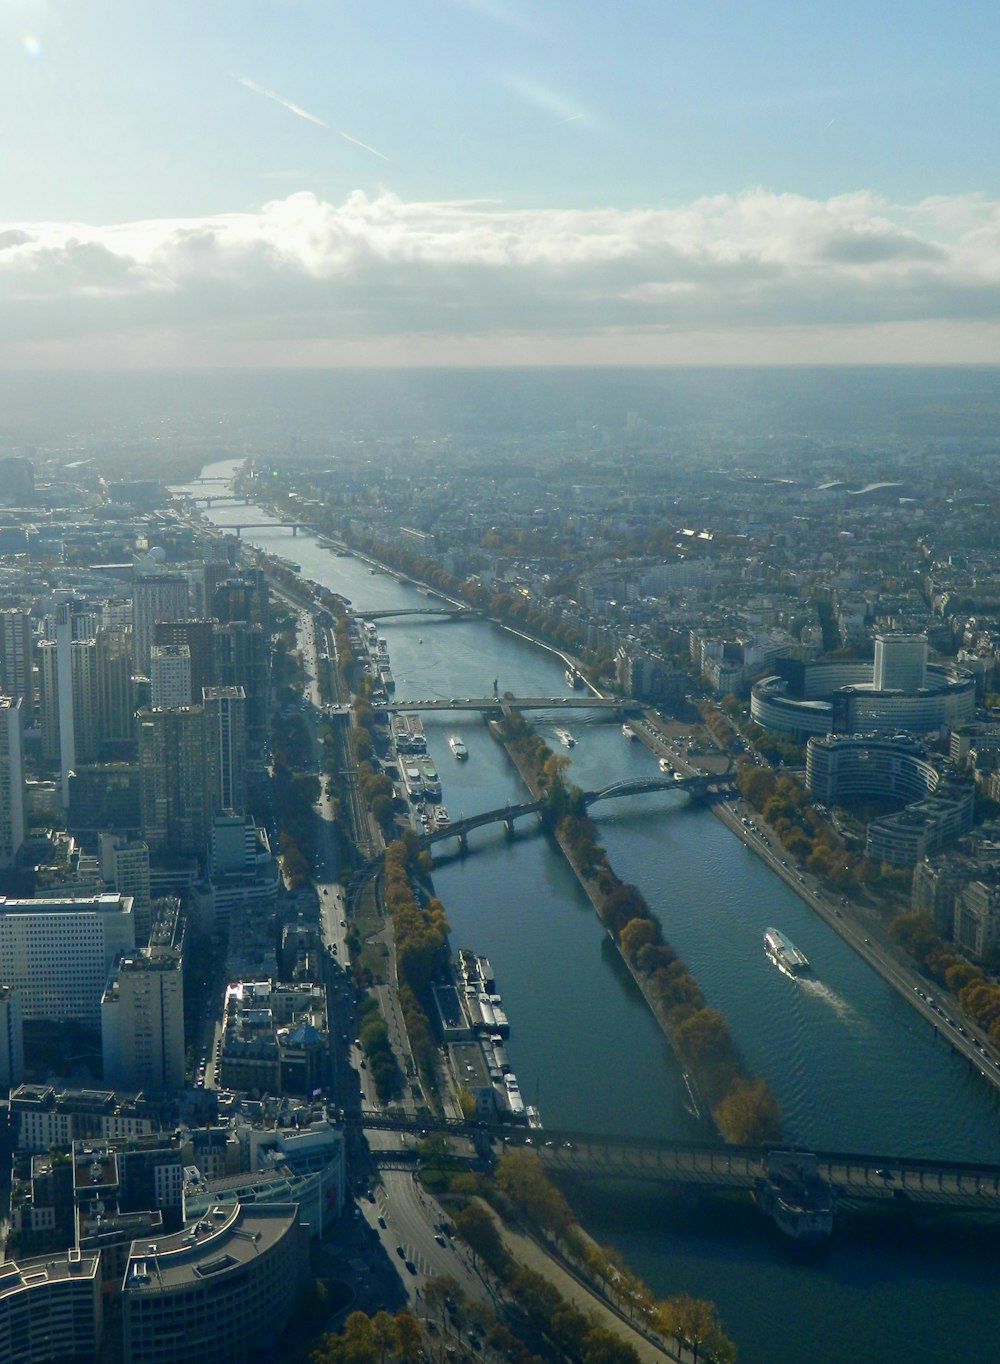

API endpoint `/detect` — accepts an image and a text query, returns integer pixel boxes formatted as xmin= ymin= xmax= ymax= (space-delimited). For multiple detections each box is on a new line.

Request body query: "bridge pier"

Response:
xmin=458 ymin=829 xmax=468 ymax=854
xmin=503 ymin=804 xmax=515 ymax=838
xmin=292 ymin=525 xmax=297 ymax=536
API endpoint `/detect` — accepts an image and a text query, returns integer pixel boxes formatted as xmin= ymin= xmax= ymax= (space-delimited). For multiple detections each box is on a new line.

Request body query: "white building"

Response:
xmin=0 ymin=893 xmax=134 ymax=1028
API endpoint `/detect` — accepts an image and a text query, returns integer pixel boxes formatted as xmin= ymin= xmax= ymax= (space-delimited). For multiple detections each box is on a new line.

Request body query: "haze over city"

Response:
xmin=4 ymin=0 xmax=1000 ymax=367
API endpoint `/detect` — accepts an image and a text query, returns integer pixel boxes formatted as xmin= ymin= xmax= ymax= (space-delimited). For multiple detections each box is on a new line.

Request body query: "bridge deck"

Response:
xmin=353 ymin=1115 xmax=1000 ymax=1213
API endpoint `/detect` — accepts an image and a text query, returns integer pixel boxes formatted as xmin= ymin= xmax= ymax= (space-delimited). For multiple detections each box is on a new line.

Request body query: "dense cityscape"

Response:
xmin=1 ymin=368 xmax=1000 ymax=1362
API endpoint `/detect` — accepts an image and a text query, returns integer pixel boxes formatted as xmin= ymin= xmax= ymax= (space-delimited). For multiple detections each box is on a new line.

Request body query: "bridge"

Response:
xmin=223 ymin=521 xmax=306 ymax=537
xmin=418 ymin=773 xmax=733 ymax=851
xmin=357 ymin=607 xmax=475 ymax=621
xmin=367 ymin=695 xmax=640 ymax=714
xmin=352 ymin=1114 xmax=1000 ymax=1219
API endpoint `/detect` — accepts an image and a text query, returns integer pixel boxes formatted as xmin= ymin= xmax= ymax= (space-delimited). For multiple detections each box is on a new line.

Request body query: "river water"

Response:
xmin=185 ymin=461 xmax=1000 ymax=1364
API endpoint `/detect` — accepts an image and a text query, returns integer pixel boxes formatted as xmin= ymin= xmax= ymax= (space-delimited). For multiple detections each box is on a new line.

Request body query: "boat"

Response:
xmin=556 ymin=728 xmax=576 ymax=748
xmin=402 ymin=764 xmax=424 ymax=800
xmin=764 ymin=928 xmax=810 ymax=977
xmin=434 ymin=806 xmax=450 ymax=829
xmin=659 ymin=757 xmax=673 ymax=773
xmin=420 ymin=758 xmax=442 ymax=801
xmin=622 ymin=723 xmax=637 ymax=740
xmin=503 ymin=1073 xmax=525 ymax=1118
xmin=449 ymin=735 xmax=468 ymax=760
xmin=565 ymin=667 xmax=584 ymax=689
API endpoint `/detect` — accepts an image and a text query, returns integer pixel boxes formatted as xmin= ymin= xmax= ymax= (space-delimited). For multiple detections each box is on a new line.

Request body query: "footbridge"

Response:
xmin=418 ymin=773 xmax=731 ymax=851
xmin=353 ymin=1114 xmax=1000 ymax=1218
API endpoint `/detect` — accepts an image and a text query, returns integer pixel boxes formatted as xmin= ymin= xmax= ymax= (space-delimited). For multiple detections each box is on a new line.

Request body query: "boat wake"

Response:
xmin=798 ymin=976 xmax=866 ymax=1030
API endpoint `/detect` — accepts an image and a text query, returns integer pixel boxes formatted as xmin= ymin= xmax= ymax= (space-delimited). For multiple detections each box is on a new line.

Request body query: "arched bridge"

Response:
xmin=418 ymin=773 xmax=733 ymax=851
xmin=356 ymin=607 xmax=475 ymax=621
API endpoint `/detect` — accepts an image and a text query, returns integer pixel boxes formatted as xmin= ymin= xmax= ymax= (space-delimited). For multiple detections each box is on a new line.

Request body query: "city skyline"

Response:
xmin=3 ymin=1 xmax=1000 ymax=367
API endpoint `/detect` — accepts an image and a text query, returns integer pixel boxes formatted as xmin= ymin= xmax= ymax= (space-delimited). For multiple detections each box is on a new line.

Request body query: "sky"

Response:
xmin=3 ymin=0 xmax=1000 ymax=368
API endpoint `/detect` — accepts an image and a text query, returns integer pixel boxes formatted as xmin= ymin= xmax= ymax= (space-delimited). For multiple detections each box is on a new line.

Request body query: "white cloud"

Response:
xmin=3 ymin=188 xmax=1000 ymax=364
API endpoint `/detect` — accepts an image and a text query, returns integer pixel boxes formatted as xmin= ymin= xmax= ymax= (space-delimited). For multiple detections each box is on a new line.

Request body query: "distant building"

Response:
xmin=132 ymin=573 xmax=189 ymax=674
xmin=0 ymin=609 xmax=33 ymax=708
xmin=150 ymin=644 xmax=191 ymax=709
xmin=0 ymin=696 xmax=26 ymax=870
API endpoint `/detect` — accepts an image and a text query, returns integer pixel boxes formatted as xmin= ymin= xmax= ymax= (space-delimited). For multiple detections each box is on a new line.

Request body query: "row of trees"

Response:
xmin=488 ymin=1151 xmax=735 ymax=1364
xmin=891 ymin=909 xmax=1000 ymax=1045
xmin=311 ymin=1309 xmax=422 ymax=1364
xmin=356 ymin=995 xmax=400 ymax=1103
xmin=381 ymin=840 xmax=451 ymax=1086
xmin=735 ymin=765 xmax=912 ymax=898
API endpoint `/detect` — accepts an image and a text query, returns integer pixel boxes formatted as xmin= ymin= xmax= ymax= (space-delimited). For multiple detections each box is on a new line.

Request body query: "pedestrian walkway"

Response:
xmin=478 ymin=1202 xmax=685 ymax=1363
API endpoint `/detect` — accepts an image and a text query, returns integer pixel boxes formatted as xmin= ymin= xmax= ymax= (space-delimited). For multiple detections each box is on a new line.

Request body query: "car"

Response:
xmin=366 ymin=1190 xmax=376 ymax=1203
xmin=404 ymin=1259 xmax=417 ymax=1275
xmin=395 ymin=1245 xmax=405 ymax=1258
xmin=377 ymin=1215 xmax=386 ymax=1229
xmin=340 ymin=919 xmax=347 ymax=928
xmin=876 ymin=1167 xmax=895 ymax=1182
xmin=434 ymin=1233 xmax=446 ymax=1246
xmin=360 ymin=1059 xmax=366 ymax=1069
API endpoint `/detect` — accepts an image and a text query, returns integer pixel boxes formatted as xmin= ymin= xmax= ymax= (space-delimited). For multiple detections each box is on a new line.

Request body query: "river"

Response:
xmin=182 ymin=459 xmax=1000 ymax=1364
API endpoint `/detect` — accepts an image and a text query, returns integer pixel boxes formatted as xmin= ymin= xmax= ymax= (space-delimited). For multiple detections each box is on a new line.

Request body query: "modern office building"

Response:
xmin=0 ymin=1248 xmax=102 ymax=1364
xmin=202 ymin=686 xmax=247 ymax=815
xmin=121 ymin=1203 xmax=307 ymax=1364
xmin=95 ymin=627 xmax=134 ymax=752
xmin=138 ymin=706 xmax=213 ymax=858
xmin=0 ymin=609 xmax=33 ymax=708
xmin=0 ymin=893 xmax=134 ymax=1028
xmin=133 ymin=573 xmax=189 ymax=674
xmin=55 ymin=600 xmax=77 ymax=806
xmin=212 ymin=621 xmax=268 ymax=755
xmin=751 ymin=649 xmax=975 ymax=739
xmin=873 ymin=632 xmax=928 ymax=692
xmin=806 ymin=734 xmax=975 ymax=866
xmin=0 ymin=696 xmax=26 ymax=870
xmin=102 ymin=950 xmax=185 ymax=1092
xmin=154 ymin=619 xmax=215 ymax=703
xmin=150 ymin=644 xmax=192 ymax=709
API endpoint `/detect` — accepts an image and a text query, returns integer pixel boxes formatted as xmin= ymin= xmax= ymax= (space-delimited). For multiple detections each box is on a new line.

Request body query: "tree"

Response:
xmin=392 ymin=1313 xmax=422 ymax=1363
xmin=371 ymin=1311 xmax=396 ymax=1364
xmin=454 ymin=1202 xmax=508 ymax=1273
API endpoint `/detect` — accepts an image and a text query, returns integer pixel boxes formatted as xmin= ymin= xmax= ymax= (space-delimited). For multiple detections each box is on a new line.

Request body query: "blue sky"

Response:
xmin=3 ymin=0 xmax=1000 ymax=366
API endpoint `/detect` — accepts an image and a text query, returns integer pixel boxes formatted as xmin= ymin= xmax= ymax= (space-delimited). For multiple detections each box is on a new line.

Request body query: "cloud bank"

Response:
xmin=3 ymin=188 xmax=1000 ymax=365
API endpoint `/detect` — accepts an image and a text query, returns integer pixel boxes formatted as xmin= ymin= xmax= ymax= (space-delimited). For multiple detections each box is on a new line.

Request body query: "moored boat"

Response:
xmin=622 ymin=723 xmax=637 ymax=740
